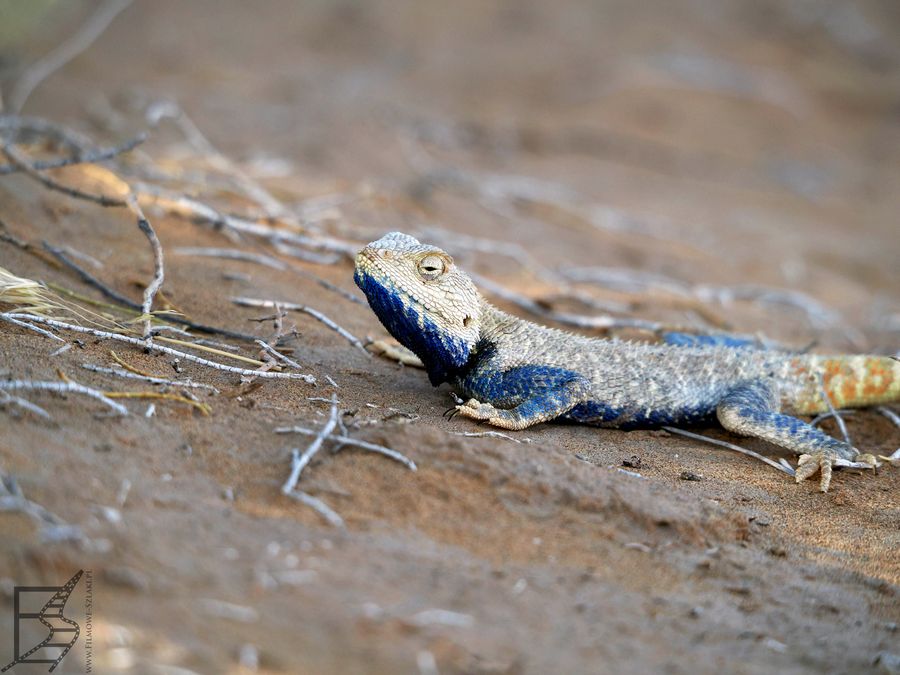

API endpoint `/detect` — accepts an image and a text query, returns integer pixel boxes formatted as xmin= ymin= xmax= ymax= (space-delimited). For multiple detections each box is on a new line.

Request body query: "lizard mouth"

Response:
xmin=355 ymin=246 xmax=376 ymax=267
xmin=355 ymin=246 xmax=393 ymax=278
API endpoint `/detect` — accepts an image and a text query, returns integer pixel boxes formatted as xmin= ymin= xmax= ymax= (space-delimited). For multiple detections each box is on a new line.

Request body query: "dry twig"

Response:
xmin=447 ymin=430 xmax=532 ymax=444
xmin=0 ymin=379 xmax=129 ymax=415
xmin=0 ymin=390 xmax=51 ymax=419
xmin=81 ymin=363 xmax=219 ymax=392
xmin=173 ymin=247 xmax=286 ymax=270
xmin=44 ymin=242 xmax=258 ymax=341
xmin=1 ymin=141 xmax=127 ymax=206
xmin=1 ymin=137 xmax=166 ymax=341
xmin=470 ymin=272 xmax=664 ymax=332
xmin=1 ymin=313 xmax=316 ymax=382
xmin=0 ymin=314 xmax=65 ymax=342
xmin=102 ymin=390 xmax=210 ymax=415
xmin=284 ymin=489 xmax=344 ymax=527
xmin=145 ymin=100 xmax=294 ymax=224
xmin=255 ymin=339 xmax=303 ymax=371
xmin=815 ymin=373 xmax=852 ymax=447
xmin=274 ymin=426 xmax=417 ymax=471
xmin=0 ymin=133 xmax=146 ymax=175
xmin=131 ymin=183 xmax=365 ymax=305
xmin=281 ymin=394 xmax=340 ymax=494
xmin=232 ymin=297 xmax=368 ymax=354
xmin=43 ymin=241 xmax=138 ymax=309
xmin=7 ymin=0 xmax=134 ymax=112
xmin=661 ymin=426 xmax=795 ymax=477
xmin=877 ymin=406 xmax=900 ymax=430
xmin=0 ymin=473 xmax=84 ymax=542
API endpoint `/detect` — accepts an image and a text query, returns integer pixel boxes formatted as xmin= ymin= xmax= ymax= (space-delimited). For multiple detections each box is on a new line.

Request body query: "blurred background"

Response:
xmin=1 ymin=1 xmax=899 ymax=673
xmin=2 ymin=2 xmax=898 ymax=325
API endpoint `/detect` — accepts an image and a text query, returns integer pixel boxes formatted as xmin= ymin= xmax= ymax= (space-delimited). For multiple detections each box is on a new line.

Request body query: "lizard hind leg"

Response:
xmin=715 ymin=380 xmax=867 ymax=492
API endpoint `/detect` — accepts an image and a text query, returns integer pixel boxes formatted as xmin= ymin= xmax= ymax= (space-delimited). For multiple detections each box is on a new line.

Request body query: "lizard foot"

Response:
xmin=454 ymin=398 xmax=500 ymax=422
xmin=453 ymin=399 xmax=533 ymax=430
xmin=795 ymin=450 xmax=877 ymax=492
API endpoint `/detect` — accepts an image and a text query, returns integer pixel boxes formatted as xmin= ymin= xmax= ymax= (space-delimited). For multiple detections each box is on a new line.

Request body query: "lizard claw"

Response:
xmin=795 ymin=450 xmax=877 ymax=492
xmin=795 ymin=451 xmax=835 ymax=492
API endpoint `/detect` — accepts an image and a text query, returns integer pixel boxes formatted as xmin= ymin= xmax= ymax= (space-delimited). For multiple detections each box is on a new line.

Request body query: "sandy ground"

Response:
xmin=1 ymin=1 xmax=899 ymax=673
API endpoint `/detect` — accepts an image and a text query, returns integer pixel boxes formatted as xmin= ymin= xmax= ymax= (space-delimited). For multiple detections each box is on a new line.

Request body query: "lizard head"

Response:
xmin=354 ymin=232 xmax=481 ymax=385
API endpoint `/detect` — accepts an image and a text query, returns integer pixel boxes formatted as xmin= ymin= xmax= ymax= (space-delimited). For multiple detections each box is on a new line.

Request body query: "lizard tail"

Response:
xmin=789 ymin=354 xmax=900 ymax=414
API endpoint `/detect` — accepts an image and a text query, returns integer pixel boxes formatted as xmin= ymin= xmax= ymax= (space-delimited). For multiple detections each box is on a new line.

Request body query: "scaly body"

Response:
xmin=354 ymin=232 xmax=899 ymax=491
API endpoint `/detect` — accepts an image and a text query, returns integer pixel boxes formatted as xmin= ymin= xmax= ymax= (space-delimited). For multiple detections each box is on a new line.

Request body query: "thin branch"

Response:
xmin=469 ymin=271 xmax=664 ymax=332
xmin=284 ymin=489 xmax=344 ymax=527
xmin=103 ymin=389 xmax=210 ymax=415
xmin=0 ymin=390 xmax=52 ymax=419
xmin=1 ymin=141 xmax=127 ymax=206
xmin=661 ymin=426 xmax=795 ymax=476
xmin=878 ymin=447 xmax=900 ymax=466
xmin=281 ymin=394 xmax=340 ymax=494
xmin=0 ymin=132 xmax=147 ymax=175
xmin=136 ymin=212 xmax=164 ymax=339
xmin=255 ymin=340 xmax=303 ymax=371
xmin=8 ymin=0 xmax=134 ymax=113
xmin=561 ymin=267 xmax=841 ymax=331
xmin=1 ymin=473 xmax=84 ymax=543
xmin=274 ymin=426 xmax=417 ymax=471
xmin=448 ymin=430 xmax=531 ymax=444
xmin=2 ymin=141 xmax=166 ymax=343
xmin=173 ymin=247 xmax=286 ymax=270
xmin=0 ymin=115 xmax=94 ymax=153
xmin=0 ymin=379 xmax=129 ymax=415
xmin=153 ymin=335 xmax=266 ymax=366
xmin=145 ymin=100 xmax=294 ymax=223
xmin=55 ymin=244 xmax=104 ymax=269
xmin=192 ymin=338 xmax=240 ymax=352
xmin=0 ymin=315 xmax=65 ymax=342
xmin=43 ymin=241 xmax=138 ymax=309
xmin=815 ymin=373 xmax=852 ymax=447
xmin=131 ymin=183 xmax=365 ymax=305
xmin=232 ymin=297 xmax=369 ymax=354
xmin=875 ymin=406 xmax=900 ymax=430
xmin=81 ymin=363 xmax=220 ymax=392
xmin=271 ymin=241 xmax=341 ymax=265
xmin=810 ymin=409 xmax=856 ymax=427
xmin=43 ymin=241 xmax=259 ymax=342
xmin=1 ymin=314 xmax=316 ymax=382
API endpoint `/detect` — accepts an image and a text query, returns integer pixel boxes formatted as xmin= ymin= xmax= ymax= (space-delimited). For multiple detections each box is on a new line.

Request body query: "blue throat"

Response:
xmin=355 ymin=269 xmax=472 ymax=385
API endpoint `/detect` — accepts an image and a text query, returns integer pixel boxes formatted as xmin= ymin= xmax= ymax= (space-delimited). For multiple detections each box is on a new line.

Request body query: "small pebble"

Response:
xmin=622 ymin=455 xmax=642 ymax=469
xmin=680 ymin=471 xmax=703 ymax=481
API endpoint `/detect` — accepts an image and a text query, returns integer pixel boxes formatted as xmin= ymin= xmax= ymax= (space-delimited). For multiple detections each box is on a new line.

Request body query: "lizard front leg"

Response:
xmin=454 ymin=366 xmax=593 ymax=431
xmin=716 ymin=380 xmax=875 ymax=491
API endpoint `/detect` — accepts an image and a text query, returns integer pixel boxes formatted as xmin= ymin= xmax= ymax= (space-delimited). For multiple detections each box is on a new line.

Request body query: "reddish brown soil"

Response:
xmin=1 ymin=1 xmax=899 ymax=673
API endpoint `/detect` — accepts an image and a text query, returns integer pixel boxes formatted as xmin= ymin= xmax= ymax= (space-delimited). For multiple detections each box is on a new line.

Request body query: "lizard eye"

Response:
xmin=416 ymin=254 xmax=447 ymax=281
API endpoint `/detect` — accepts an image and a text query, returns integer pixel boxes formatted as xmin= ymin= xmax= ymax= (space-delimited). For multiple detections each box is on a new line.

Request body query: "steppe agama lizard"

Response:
xmin=354 ymin=232 xmax=899 ymax=491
